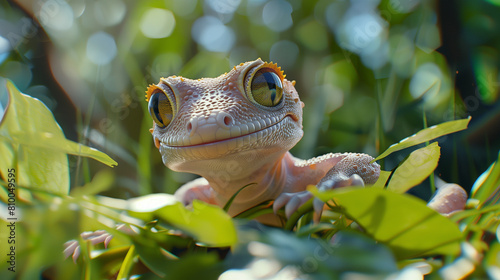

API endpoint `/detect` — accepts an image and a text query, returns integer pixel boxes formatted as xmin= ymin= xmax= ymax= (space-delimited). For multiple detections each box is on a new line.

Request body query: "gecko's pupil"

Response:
xmin=148 ymin=92 xmax=173 ymax=128
xmin=251 ymin=69 xmax=283 ymax=107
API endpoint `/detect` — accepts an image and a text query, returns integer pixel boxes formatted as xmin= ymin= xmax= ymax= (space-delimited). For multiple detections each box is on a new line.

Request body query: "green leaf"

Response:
xmin=116 ymin=245 xmax=137 ymax=280
xmin=373 ymin=117 xmax=471 ymax=162
xmin=311 ymin=187 xmax=463 ymax=259
xmin=235 ymin=229 xmax=398 ymax=276
xmin=134 ymin=241 xmax=171 ymax=278
xmin=387 ymin=142 xmax=441 ymax=193
xmin=223 ymin=183 xmax=256 ymax=212
xmin=0 ymin=78 xmax=69 ymax=199
xmin=157 ymin=200 xmax=237 ymax=247
xmin=372 ymin=170 xmax=392 ymax=188
xmin=471 ymin=151 xmax=500 ymax=207
xmin=128 ymin=196 xmax=237 ymax=247
xmin=0 ymin=79 xmax=117 ymax=201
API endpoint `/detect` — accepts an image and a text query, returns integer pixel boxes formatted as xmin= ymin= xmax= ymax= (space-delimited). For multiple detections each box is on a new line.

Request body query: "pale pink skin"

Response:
xmin=147 ymin=59 xmax=380 ymax=225
xmin=64 ymin=60 xmax=467 ymax=260
xmin=147 ymin=59 xmax=466 ymax=225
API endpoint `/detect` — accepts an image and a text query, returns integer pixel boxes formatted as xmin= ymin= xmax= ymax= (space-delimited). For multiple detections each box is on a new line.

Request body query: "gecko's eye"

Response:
xmin=148 ymin=91 xmax=174 ymax=128
xmin=249 ymin=68 xmax=283 ymax=107
xmin=244 ymin=63 xmax=285 ymax=108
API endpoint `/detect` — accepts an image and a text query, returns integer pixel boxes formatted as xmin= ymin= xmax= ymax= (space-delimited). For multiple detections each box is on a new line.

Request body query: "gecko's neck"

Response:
xmin=199 ymin=151 xmax=294 ymax=215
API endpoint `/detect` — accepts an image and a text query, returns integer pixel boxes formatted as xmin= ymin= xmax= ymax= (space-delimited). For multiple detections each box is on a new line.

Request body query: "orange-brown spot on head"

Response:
xmin=149 ymin=128 xmax=154 ymax=134
xmin=154 ymin=138 xmax=161 ymax=149
xmin=309 ymin=164 xmax=317 ymax=170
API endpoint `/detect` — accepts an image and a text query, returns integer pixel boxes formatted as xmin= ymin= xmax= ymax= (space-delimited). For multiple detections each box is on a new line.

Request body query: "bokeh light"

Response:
xmin=38 ymin=0 xmax=74 ymax=31
xmin=192 ymin=16 xmax=235 ymax=52
xmin=1 ymin=0 xmax=500 ymax=278
xmin=410 ymin=63 xmax=443 ymax=99
xmin=263 ymin=0 xmax=293 ymax=32
xmin=140 ymin=8 xmax=176 ymax=39
xmin=93 ymin=0 xmax=127 ymax=27
xmin=269 ymin=40 xmax=299 ymax=68
xmin=0 ymin=36 xmax=9 ymax=64
xmin=86 ymin=32 xmax=117 ymax=65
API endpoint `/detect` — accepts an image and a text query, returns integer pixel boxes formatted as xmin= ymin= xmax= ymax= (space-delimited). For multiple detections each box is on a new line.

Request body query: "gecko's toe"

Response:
xmin=427 ymin=183 xmax=467 ymax=216
xmin=318 ymin=174 xmax=365 ymax=191
xmin=313 ymin=198 xmax=325 ymax=216
xmin=349 ymin=174 xmax=364 ymax=187
xmin=273 ymin=193 xmax=293 ymax=213
xmin=284 ymin=192 xmax=313 ymax=218
xmin=273 ymin=191 xmax=313 ymax=218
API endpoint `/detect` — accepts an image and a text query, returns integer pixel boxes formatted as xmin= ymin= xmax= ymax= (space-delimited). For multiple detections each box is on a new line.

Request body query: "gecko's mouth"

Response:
xmin=155 ymin=113 xmax=299 ymax=150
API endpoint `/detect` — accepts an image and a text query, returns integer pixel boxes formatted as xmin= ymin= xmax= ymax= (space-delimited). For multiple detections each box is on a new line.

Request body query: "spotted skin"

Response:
xmin=146 ymin=59 xmax=380 ymax=225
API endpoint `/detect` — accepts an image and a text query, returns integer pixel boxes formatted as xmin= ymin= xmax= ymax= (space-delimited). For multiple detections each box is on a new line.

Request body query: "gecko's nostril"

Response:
xmin=224 ymin=115 xmax=232 ymax=126
xmin=187 ymin=122 xmax=193 ymax=132
xmin=216 ymin=112 xmax=233 ymax=129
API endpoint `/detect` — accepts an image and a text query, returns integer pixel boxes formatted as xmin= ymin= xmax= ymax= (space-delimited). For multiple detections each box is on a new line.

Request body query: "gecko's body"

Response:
xmin=63 ymin=59 xmax=468 ymax=260
xmin=146 ymin=59 xmax=380 ymax=224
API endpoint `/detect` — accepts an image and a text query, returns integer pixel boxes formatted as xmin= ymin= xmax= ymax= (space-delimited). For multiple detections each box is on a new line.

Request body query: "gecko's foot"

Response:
xmin=273 ymin=191 xmax=314 ymax=218
xmin=313 ymin=174 xmax=365 ymax=216
xmin=427 ymin=183 xmax=467 ymax=216
xmin=64 ymin=224 xmax=134 ymax=263
xmin=64 ymin=230 xmax=112 ymax=263
xmin=273 ymin=174 xmax=365 ymax=219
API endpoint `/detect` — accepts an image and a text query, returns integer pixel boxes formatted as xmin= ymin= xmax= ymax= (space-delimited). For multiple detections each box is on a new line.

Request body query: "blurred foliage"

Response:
xmin=0 ymin=0 xmax=500 ymax=279
xmin=0 ymin=79 xmax=498 ymax=279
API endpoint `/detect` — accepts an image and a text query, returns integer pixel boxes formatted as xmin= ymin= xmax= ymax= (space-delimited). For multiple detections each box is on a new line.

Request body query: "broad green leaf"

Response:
xmin=387 ymin=142 xmax=440 ymax=193
xmin=471 ymin=151 xmax=500 ymax=207
xmin=156 ymin=200 xmax=237 ymax=247
xmin=128 ymin=196 xmax=237 ymax=247
xmin=0 ymin=79 xmax=117 ymax=201
xmin=2 ymin=79 xmax=117 ymax=167
xmin=0 ymin=78 xmax=70 ymax=199
xmin=311 ymin=187 xmax=463 ymax=259
xmin=373 ymin=117 xmax=471 ymax=162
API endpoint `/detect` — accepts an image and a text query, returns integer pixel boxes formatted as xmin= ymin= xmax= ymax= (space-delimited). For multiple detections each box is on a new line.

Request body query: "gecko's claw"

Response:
xmin=63 ymin=240 xmax=80 ymax=263
xmin=81 ymin=230 xmax=113 ymax=247
xmin=273 ymin=174 xmax=366 ymax=219
xmin=64 ymin=224 xmax=136 ymax=263
xmin=313 ymin=198 xmax=325 ymax=216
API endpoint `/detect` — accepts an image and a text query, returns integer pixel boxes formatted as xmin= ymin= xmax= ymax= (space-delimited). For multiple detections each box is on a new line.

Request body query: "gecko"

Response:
xmin=64 ymin=59 xmax=468 ymax=261
xmin=145 ymin=59 xmax=466 ymax=225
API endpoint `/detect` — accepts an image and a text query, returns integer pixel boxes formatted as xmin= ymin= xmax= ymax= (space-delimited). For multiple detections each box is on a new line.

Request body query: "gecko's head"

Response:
xmin=145 ymin=59 xmax=304 ymax=176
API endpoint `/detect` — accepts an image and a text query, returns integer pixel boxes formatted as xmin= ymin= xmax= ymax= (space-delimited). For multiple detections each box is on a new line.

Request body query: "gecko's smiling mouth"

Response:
xmin=155 ymin=113 xmax=299 ymax=149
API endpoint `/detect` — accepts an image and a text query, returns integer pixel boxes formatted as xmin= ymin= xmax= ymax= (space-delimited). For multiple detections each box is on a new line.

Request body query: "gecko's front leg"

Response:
xmin=174 ymin=177 xmax=218 ymax=206
xmin=274 ymin=153 xmax=380 ymax=217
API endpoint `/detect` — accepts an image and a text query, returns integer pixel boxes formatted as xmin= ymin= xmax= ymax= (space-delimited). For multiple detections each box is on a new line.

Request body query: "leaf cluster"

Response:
xmin=1 ymin=79 xmax=499 ymax=279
